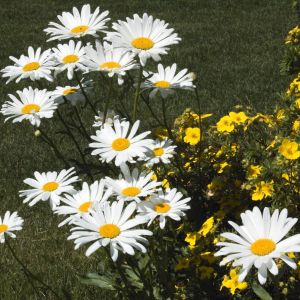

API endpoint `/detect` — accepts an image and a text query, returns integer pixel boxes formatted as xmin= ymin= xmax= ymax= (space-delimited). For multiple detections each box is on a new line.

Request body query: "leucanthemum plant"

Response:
xmin=3 ymin=3 xmax=300 ymax=300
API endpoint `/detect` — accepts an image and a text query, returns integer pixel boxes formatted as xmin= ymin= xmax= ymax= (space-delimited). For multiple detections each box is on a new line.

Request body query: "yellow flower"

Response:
xmin=198 ymin=266 xmax=214 ymax=280
xmin=184 ymin=127 xmax=201 ymax=145
xmin=295 ymin=99 xmax=300 ymax=109
xmin=207 ymin=178 xmax=223 ymax=192
xmin=279 ymin=139 xmax=300 ymax=160
xmin=191 ymin=113 xmax=213 ymax=121
xmin=217 ymin=161 xmax=230 ymax=174
xmin=288 ymin=252 xmax=296 ymax=259
xmin=162 ymin=178 xmax=170 ymax=189
xmin=229 ymin=112 xmax=248 ymax=124
xmin=292 ymin=120 xmax=300 ymax=132
xmin=216 ymin=116 xmax=234 ymax=133
xmin=247 ymin=165 xmax=262 ymax=179
xmin=185 ymin=232 xmax=198 ymax=247
xmin=275 ymin=109 xmax=285 ymax=122
xmin=220 ymin=269 xmax=248 ymax=295
xmin=198 ymin=217 xmax=214 ymax=237
xmin=251 ymin=181 xmax=274 ymax=201
xmin=175 ymin=257 xmax=190 ymax=271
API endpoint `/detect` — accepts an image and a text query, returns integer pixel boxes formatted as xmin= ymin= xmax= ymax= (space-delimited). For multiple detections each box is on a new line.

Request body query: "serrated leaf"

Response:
xmin=252 ymin=283 xmax=272 ymax=300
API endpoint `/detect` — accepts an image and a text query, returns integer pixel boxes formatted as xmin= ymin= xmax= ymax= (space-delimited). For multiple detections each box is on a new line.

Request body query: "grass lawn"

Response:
xmin=0 ymin=0 xmax=296 ymax=298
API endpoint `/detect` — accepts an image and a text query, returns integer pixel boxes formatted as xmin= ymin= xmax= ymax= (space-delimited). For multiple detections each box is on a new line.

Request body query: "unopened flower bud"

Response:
xmin=34 ymin=130 xmax=41 ymax=137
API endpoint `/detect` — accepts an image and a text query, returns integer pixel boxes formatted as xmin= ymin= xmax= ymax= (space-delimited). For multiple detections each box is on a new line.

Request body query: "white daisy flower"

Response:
xmin=142 ymin=63 xmax=195 ymax=98
xmin=1 ymin=87 xmax=58 ymax=127
xmin=143 ymin=139 xmax=176 ymax=167
xmin=93 ymin=109 xmax=119 ymax=127
xmin=138 ymin=188 xmax=191 ymax=229
xmin=55 ymin=180 xmax=112 ymax=227
xmin=105 ymin=163 xmax=161 ymax=202
xmin=19 ymin=168 xmax=79 ymax=210
xmin=1 ymin=47 xmax=53 ymax=83
xmin=90 ymin=119 xmax=153 ymax=166
xmin=68 ymin=200 xmax=152 ymax=261
xmin=215 ymin=206 xmax=300 ymax=285
xmin=51 ymin=81 xmax=92 ymax=106
xmin=0 ymin=211 xmax=24 ymax=243
xmin=83 ymin=41 xmax=136 ymax=84
xmin=51 ymin=40 xmax=87 ymax=79
xmin=106 ymin=13 xmax=181 ymax=66
xmin=44 ymin=4 xmax=110 ymax=41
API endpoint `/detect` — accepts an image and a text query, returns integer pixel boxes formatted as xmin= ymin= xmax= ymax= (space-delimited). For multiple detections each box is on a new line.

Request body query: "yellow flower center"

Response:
xmin=78 ymin=201 xmax=92 ymax=213
xmin=122 ymin=187 xmax=141 ymax=197
xmin=153 ymin=147 xmax=164 ymax=156
xmin=112 ymin=138 xmax=130 ymax=151
xmin=63 ymin=54 xmax=79 ymax=64
xmin=63 ymin=88 xmax=77 ymax=95
xmin=250 ymin=239 xmax=276 ymax=256
xmin=99 ymin=224 xmax=120 ymax=238
xmin=42 ymin=181 xmax=59 ymax=192
xmin=21 ymin=104 xmax=41 ymax=115
xmin=70 ymin=25 xmax=89 ymax=34
xmin=155 ymin=80 xmax=171 ymax=88
xmin=0 ymin=224 xmax=8 ymax=233
xmin=131 ymin=37 xmax=155 ymax=50
xmin=22 ymin=62 xmax=40 ymax=72
xmin=154 ymin=203 xmax=171 ymax=213
xmin=100 ymin=61 xmax=121 ymax=69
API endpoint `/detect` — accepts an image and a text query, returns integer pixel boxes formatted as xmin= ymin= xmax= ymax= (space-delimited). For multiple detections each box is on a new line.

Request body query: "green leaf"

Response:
xmin=252 ymin=283 xmax=272 ymax=300
xmin=79 ymin=273 xmax=116 ymax=291
xmin=125 ymin=268 xmax=144 ymax=290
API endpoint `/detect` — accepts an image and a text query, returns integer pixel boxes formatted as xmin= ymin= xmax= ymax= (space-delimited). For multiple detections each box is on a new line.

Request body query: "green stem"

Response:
xmin=74 ymin=71 xmax=98 ymax=115
xmin=103 ymin=78 xmax=113 ymax=125
xmin=38 ymin=128 xmax=70 ymax=168
xmin=6 ymin=239 xmax=62 ymax=299
xmin=133 ymin=65 xmax=143 ymax=122
xmin=72 ymin=104 xmax=90 ymax=141
xmin=56 ymin=110 xmax=93 ymax=181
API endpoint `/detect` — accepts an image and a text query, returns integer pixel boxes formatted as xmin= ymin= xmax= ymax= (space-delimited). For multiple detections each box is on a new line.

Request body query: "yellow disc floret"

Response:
xmin=42 ymin=181 xmax=59 ymax=192
xmin=112 ymin=138 xmax=130 ymax=151
xmin=122 ymin=187 xmax=141 ymax=197
xmin=131 ymin=37 xmax=154 ymax=50
xmin=154 ymin=203 xmax=171 ymax=213
xmin=153 ymin=147 xmax=164 ymax=156
xmin=71 ymin=25 xmax=89 ymax=34
xmin=155 ymin=80 xmax=171 ymax=88
xmin=21 ymin=104 xmax=41 ymax=115
xmin=99 ymin=224 xmax=120 ymax=238
xmin=63 ymin=54 xmax=79 ymax=64
xmin=78 ymin=201 xmax=92 ymax=213
xmin=251 ymin=239 xmax=276 ymax=256
xmin=22 ymin=62 xmax=40 ymax=72
xmin=100 ymin=61 xmax=121 ymax=69
xmin=0 ymin=224 xmax=8 ymax=233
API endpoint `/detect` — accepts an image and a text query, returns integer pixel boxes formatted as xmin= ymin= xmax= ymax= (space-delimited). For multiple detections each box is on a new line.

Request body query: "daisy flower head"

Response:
xmin=19 ymin=168 xmax=79 ymax=210
xmin=51 ymin=40 xmax=87 ymax=79
xmin=1 ymin=47 xmax=53 ymax=83
xmin=68 ymin=200 xmax=152 ymax=261
xmin=142 ymin=64 xmax=195 ymax=98
xmin=0 ymin=211 xmax=24 ymax=243
xmin=215 ymin=206 xmax=300 ymax=285
xmin=93 ymin=109 xmax=119 ymax=127
xmin=139 ymin=188 xmax=191 ymax=229
xmin=83 ymin=41 xmax=136 ymax=84
xmin=55 ymin=180 xmax=112 ymax=227
xmin=105 ymin=163 xmax=161 ymax=202
xmin=51 ymin=80 xmax=93 ymax=106
xmin=1 ymin=87 xmax=58 ymax=127
xmin=143 ymin=139 xmax=176 ymax=167
xmin=106 ymin=13 xmax=181 ymax=66
xmin=90 ymin=118 xmax=153 ymax=166
xmin=44 ymin=4 xmax=110 ymax=41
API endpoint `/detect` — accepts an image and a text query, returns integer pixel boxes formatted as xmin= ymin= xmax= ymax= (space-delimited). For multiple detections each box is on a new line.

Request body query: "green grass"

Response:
xmin=0 ymin=0 xmax=297 ymax=298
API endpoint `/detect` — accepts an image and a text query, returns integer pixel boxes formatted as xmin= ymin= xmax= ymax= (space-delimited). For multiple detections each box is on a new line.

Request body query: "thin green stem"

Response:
xmin=72 ymin=104 xmax=90 ymax=141
xmin=38 ymin=128 xmax=70 ymax=168
xmin=103 ymin=78 xmax=113 ymax=125
xmin=133 ymin=65 xmax=143 ymax=122
xmin=74 ymin=71 xmax=98 ymax=115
